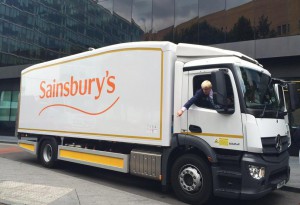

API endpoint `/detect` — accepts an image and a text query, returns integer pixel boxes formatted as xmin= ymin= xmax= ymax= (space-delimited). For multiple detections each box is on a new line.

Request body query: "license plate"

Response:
xmin=277 ymin=180 xmax=286 ymax=189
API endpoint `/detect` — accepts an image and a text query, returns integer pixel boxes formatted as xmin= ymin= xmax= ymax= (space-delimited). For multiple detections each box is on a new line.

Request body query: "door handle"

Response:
xmin=189 ymin=125 xmax=202 ymax=133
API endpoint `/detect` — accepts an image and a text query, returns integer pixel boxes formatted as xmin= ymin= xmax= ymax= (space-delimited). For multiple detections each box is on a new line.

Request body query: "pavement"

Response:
xmin=0 ymin=136 xmax=18 ymax=144
xmin=0 ymin=135 xmax=300 ymax=205
xmin=0 ymin=148 xmax=174 ymax=205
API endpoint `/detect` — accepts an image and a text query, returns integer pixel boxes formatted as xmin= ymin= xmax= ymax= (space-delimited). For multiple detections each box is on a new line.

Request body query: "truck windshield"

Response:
xmin=236 ymin=66 xmax=283 ymax=111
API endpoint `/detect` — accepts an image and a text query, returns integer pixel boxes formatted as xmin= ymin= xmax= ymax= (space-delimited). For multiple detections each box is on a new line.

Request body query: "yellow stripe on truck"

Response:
xmin=183 ymin=132 xmax=243 ymax=139
xmin=59 ymin=149 xmax=124 ymax=168
xmin=19 ymin=143 xmax=35 ymax=152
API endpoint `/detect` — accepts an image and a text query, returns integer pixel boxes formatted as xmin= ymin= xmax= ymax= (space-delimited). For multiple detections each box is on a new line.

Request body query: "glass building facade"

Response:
xmin=1 ymin=0 xmax=300 ymax=67
xmin=1 ymin=0 xmax=300 ymax=135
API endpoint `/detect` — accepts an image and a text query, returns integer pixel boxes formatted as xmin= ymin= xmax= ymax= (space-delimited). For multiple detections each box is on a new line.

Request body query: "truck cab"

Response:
xmin=171 ymin=43 xmax=291 ymax=201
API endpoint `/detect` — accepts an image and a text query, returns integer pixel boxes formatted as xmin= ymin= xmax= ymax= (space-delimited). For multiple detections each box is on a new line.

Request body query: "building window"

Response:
xmin=277 ymin=26 xmax=281 ymax=35
xmin=282 ymin=24 xmax=287 ymax=35
xmin=132 ymin=0 xmax=152 ymax=41
xmin=0 ymin=91 xmax=11 ymax=121
xmin=0 ymin=91 xmax=19 ymax=121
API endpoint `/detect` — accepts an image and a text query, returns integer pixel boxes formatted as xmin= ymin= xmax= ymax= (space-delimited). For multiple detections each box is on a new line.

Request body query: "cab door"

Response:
xmin=274 ymin=83 xmax=291 ymax=140
xmin=183 ymin=67 xmax=244 ymax=151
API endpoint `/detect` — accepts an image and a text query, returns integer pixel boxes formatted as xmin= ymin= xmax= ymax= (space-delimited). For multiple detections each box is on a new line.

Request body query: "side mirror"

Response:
xmin=212 ymin=70 xmax=233 ymax=114
xmin=288 ymin=83 xmax=300 ymax=111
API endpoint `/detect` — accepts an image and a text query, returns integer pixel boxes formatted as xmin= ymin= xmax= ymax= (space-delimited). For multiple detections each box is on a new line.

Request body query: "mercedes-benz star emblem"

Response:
xmin=275 ymin=135 xmax=283 ymax=152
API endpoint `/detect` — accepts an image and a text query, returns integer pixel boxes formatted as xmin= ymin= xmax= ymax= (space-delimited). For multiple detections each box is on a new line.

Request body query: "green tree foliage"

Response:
xmin=256 ymin=15 xmax=277 ymax=39
xmin=174 ymin=23 xmax=199 ymax=44
xmin=163 ymin=15 xmax=277 ymax=44
xmin=227 ymin=16 xmax=254 ymax=42
xmin=171 ymin=20 xmax=224 ymax=45
xmin=198 ymin=21 xmax=224 ymax=45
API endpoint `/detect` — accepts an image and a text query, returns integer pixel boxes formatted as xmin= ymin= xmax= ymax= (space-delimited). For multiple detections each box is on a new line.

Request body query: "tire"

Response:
xmin=171 ymin=154 xmax=212 ymax=205
xmin=39 ymin=138 xmax=58 ymax=168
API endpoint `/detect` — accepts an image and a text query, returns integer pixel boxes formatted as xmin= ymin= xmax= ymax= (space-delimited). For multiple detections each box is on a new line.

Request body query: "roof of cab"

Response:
xmin=176 ymin=43 xmax=261 ymax=67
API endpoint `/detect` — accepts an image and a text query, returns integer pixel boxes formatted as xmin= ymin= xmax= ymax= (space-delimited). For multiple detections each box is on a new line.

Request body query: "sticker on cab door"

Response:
xmin=215 ymin=138 xmax=229 ymax=146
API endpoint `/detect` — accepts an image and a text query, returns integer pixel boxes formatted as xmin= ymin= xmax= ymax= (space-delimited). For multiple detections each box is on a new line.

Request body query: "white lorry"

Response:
xmin=17 ymin=42 xmax=297 ymax=204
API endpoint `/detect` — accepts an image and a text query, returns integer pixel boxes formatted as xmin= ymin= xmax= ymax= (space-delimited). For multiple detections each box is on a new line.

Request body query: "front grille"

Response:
xmin=261 ymin=135 xmax=289 ymax=154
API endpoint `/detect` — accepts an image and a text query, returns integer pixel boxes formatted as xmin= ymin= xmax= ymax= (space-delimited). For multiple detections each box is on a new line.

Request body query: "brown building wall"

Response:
xmin=287 ymin=0 xmax=300 ymax=35
xmin=199 ymin=0 xmax=300 ymax=36
xmin=145 ymin=0 xmax=300 ymax=43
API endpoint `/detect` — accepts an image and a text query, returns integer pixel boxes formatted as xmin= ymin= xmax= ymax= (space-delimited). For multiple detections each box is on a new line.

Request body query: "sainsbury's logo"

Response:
xmin=38 ymin=70 xmax=120 ymax=115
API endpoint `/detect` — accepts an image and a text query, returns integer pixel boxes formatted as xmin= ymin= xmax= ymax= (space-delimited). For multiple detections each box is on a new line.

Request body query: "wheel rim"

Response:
xmin=43 ymin=144 xmax=53 ymax=163
xmin=179 ymin=164 xmax=203 ymax=193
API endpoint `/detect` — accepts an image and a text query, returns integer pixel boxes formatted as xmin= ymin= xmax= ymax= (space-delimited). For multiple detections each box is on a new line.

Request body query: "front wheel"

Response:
xmin=171 ymin=154 xmax=212 ymax=205
xmin=39 ymin=138 xmax=58 ymax=168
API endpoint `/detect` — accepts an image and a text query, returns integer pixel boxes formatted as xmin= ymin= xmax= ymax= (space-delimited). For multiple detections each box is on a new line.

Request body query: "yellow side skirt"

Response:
xmin=58 ymin=146 xmax=129 ymax=173
xmin=19 ymin=142 xmax=35 ymax=152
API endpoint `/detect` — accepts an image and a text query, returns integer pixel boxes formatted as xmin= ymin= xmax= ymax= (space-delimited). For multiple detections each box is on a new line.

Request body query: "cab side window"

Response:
xmin=193 ymin=73 xmax=234 ymax=109
xmin=193 ymin=74 xmax=212 ymax=109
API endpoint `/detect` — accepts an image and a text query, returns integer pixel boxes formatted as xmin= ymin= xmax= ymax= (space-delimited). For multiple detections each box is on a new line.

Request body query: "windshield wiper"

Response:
xmin=260 ymin=103 xmax=267 ymax=118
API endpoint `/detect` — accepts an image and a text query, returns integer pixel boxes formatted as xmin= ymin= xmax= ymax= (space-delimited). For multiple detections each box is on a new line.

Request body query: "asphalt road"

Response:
xmin=0 ymin=143 xmax=299 ymax=205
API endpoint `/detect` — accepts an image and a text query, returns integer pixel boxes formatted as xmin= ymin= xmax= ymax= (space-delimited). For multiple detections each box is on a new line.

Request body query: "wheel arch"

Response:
xmin=37 ymin=135 xmax=60 ymax=154
xmin=162 ymin=134 xmax=217 ymax=188
xmin=37 ymin=135 xmax=60 ymax=168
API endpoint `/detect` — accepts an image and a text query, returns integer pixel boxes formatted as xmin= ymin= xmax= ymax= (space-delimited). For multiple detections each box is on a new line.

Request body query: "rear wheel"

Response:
xmin=39 ymin=138 xmax=58 ymax=168
xmin=171 ymin=154 xmax=212 ymax=205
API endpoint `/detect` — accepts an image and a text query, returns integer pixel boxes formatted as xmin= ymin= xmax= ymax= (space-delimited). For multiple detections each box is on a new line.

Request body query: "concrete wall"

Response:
xmin=0 ymin=64 xmax=31 ymax=80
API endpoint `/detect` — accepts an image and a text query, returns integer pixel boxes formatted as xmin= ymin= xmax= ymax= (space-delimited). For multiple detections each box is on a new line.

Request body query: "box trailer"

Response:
xmin=17 ymin=42 xmax=297 ymax=204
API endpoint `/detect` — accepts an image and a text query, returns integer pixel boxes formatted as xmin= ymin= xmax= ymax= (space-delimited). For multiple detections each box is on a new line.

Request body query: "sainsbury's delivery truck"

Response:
xmin=17 ymin=42 xmax=297 ymax=204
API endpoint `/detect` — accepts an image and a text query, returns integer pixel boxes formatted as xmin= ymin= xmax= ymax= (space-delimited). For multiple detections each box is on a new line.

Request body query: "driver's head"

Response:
xmin=201 ymin=80 xmax=212 ymax=96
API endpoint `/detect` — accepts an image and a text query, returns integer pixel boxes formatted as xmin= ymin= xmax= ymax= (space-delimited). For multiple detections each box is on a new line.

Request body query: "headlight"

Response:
xmin=249 ymin=165 xmax=265 ymax=180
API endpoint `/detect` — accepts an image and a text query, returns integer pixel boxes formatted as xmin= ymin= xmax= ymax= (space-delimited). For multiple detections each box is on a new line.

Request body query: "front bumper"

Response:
xmin=240 ymin=152 xmax=290 ymax=199
xmin=213 ymin=151 xmax=290 ymax=200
